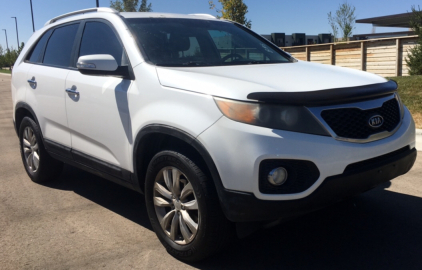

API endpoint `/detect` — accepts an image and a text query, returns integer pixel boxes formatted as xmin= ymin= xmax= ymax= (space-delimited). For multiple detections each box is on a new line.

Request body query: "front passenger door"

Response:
xmin=65 ymin=20 xmax=133 ymax=175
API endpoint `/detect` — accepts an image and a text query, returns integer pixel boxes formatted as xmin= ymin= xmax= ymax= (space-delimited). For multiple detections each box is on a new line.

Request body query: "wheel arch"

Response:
xmin=132 ymin=125 xmax=225 ymax=198
xmin=14 ymin=102 xmax=40 ymax=136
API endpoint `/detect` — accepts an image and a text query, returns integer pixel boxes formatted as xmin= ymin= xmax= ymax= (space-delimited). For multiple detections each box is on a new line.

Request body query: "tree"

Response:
xmin=110 ymin=0 xmax=152 ymax=12
xmin=0 ymin=45 xmax=4 ymax=68
xmin=406 ymin=5 xmax=422 ymax=75
xmin=209 ymin=0 xmax=252 ymax=29
xmin=327 ymin=1 xmax=356 ymax=41
xmin=0 ymin=42 xmax=24 ymax=68
xmin=327 ymin=12 xmax=339 ymax=42
xmin=18 ymin=42 xmax=25 ymax=54
xmin=139 ymin=0 xmax=152 ymax=12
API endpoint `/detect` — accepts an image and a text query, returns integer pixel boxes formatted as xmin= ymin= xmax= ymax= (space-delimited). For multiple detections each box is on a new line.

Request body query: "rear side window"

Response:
xmin=79 ymin=22 xmax=125 ymax=66
xmin=43 ymin=23 xmax=79 ymax=67
xmin=26 ymin=30 xmax=51 ymax=63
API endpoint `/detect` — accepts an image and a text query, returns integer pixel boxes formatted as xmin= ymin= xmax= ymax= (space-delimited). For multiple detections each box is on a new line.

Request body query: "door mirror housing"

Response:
xmin=76 ymin=54 xmax=131 ymax=79
xmin=77 ymin=54 xmax=118 ymax=71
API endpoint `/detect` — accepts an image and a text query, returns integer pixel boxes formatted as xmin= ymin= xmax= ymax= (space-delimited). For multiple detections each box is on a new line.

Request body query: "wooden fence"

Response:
xmin=281 ymin=36 xmax=418 ymax=77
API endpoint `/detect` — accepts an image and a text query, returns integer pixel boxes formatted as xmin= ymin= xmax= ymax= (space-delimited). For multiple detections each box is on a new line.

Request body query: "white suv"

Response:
xmin=11 ymin=8 xmax=417 ymax=261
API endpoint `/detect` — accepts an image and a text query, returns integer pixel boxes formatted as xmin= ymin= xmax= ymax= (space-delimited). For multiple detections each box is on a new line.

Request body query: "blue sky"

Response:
xmin=0 ymin=0 xmax=417 ymax=50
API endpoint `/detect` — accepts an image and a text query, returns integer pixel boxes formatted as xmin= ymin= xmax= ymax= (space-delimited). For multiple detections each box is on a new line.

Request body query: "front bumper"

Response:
xmin=197 ymin=106 xmax=415 ymax=200
xmin=218 ymin=146 xmax=416 ymax=222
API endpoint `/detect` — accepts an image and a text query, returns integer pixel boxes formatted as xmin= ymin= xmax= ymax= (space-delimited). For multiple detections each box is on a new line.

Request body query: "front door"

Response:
xmin=65 ymin=20 xmax=133 ymax=173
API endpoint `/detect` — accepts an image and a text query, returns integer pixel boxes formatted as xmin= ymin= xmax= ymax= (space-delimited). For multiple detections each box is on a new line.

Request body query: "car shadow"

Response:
xmin=42 ymin=164 xmax=153 ymax=231
xmin=42 ymin=166 xmax=422 ymax=269
xmin=190 ymin=181 xmax=422 ymax=270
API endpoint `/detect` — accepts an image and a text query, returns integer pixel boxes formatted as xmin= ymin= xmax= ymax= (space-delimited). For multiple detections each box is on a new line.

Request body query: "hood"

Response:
xmin=156 ymin=61 xmax=387 ymax=102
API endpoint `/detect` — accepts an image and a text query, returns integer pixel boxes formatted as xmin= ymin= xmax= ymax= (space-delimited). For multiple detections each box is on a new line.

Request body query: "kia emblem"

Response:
xmin=368 ymin=115 xmax=384 ymax=128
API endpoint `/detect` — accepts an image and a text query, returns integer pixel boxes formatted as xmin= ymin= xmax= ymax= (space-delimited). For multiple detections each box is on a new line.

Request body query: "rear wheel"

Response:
xmin=18 ymin=117 xmax=63 ymax=183
xmin=145 ymin=150 xmax=233 ymax=262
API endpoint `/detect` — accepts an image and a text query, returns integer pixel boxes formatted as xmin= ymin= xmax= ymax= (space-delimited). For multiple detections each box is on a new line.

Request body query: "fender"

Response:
xmin=132 ymin=124 xmax=227 ymax=197
xmin=14 ymin=102 xmax=41 ymax=135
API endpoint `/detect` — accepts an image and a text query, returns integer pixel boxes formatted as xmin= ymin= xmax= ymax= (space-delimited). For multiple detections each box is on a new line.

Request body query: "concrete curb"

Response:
xmin=0 ymin=73 xmax=11 ymax=77
xmin=416 ymin=129 xmax=422 ymax=152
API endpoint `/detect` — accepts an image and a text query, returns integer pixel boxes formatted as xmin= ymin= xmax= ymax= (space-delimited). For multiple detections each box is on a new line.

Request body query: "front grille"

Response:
xmin=259 ymin=159 xmax=320 ymax=194
xmin=320 ymin=98 xmax=401 ymax=139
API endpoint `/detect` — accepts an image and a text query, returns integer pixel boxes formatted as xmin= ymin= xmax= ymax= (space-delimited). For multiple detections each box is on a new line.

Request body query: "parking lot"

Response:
xmin=0 ymin=73 xmax=421 ymax=270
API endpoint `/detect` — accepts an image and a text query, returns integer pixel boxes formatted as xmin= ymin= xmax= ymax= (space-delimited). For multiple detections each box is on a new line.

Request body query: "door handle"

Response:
xmin=27 ymin=76 xmax=37 ymax=89
xmin=65 ymin=86 xmax=79 ymax=95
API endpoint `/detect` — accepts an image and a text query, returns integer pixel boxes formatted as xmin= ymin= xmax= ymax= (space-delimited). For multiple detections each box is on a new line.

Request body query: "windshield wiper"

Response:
xmin=247 ymin=61 xmax=263 ymax=64
xmin=182 ymin=61 xmax=211 ymax=66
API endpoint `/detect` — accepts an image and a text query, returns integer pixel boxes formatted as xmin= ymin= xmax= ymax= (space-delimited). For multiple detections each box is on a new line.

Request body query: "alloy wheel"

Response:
xmin=22 ymin=127 xmax=40 ymax=173
xmin=153 ymin=166 xmax=199 ymax=245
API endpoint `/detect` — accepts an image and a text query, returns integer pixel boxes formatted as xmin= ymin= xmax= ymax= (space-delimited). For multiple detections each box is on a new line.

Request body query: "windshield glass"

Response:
xmin=126 ymin=18 xmax=291 ymax=67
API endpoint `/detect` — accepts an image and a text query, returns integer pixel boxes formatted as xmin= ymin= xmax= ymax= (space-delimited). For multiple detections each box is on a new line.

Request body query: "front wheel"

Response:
xmin=145 ymin=151 xmax=233 ymax=262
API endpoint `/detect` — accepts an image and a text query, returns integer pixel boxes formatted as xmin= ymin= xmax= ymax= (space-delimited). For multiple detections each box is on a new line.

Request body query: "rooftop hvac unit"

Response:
xmin=318 ymin=34 xmax=332 ymax=44
xmin=292 ymin=33 xmax=306 ymax=46
xmin=271 ymin=33 xmax=285 ymax=47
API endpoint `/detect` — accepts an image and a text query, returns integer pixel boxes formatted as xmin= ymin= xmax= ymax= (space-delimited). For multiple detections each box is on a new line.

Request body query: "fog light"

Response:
xmin=268 ymin=167 xmax=288 ymax=186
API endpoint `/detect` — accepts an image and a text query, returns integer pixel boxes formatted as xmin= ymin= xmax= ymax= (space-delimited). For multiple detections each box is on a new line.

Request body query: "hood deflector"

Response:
xmin=247 ymin=80 xmax=398 ymax=106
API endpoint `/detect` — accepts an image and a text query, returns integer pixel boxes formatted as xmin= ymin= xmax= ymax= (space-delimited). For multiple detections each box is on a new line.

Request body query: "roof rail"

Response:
xmin=188 ymin=14 xmax=216 ymax=19
xmin=44 ymin=8 xmax=118 ymax=26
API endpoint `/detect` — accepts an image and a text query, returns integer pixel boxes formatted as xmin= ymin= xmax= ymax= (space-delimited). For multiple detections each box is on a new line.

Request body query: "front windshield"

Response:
xmin=126 ymin=18 xmax=291 ymax=67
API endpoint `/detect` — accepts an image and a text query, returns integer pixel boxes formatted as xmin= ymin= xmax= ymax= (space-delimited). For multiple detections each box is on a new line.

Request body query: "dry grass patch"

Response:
xmin=412 ymin=112 xmax=422 ymax=129
xmin=388 ymin=75 xmax=422 ymax=129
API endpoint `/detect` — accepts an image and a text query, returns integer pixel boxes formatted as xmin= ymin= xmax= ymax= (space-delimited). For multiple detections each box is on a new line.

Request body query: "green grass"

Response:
xmin=0 ymin=69 xmax=11 ymax=74
xmin=388 ymin=75 xmax=422 ymax=129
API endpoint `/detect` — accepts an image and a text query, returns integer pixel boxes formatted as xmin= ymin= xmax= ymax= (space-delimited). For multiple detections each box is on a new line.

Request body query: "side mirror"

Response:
xmin=76 ymin=54 xmax=131 ymax=79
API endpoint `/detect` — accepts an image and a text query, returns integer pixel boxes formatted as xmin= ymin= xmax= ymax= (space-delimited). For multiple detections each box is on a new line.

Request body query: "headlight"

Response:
xmin=214 ymin=97 xmax=329 ymax=136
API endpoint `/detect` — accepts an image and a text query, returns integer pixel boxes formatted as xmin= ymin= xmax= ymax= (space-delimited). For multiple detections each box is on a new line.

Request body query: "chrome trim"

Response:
xmin=65 ymin=86 xmax=79 ymax=95
xmin=307 ymin=93 xmax=402 ymax=143
xmin=27 ymin=76 xmax=37 ymax=89
xmin=368 ymin=115 xmax=384 ymax=128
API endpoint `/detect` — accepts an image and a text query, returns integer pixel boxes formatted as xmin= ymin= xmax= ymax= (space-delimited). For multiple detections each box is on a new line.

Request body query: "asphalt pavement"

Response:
xmin=1 ymin=74 xmax=421 ymax=270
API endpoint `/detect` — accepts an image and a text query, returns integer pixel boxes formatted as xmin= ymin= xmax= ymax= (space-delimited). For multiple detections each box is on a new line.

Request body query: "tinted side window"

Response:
xmin=79 ymin=22 xmax=124 ymax=65
xmin=26 ymin=30 xmax=52 ymax=63
xmin=43 ymin=24 xmax=79 ymax=67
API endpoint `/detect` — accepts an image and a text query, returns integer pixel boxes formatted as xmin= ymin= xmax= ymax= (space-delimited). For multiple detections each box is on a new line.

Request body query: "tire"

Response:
xmin=18 ymin=117 xmax=63 ymax=183
xmin=145 ymin=150 xmax=233 ymax=262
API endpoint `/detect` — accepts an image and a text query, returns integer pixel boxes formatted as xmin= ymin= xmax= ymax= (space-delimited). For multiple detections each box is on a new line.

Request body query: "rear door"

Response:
xmin=25 ymin=23 xmax=80 ymax=148
xmin=64 ymin=20 xmax=133 ymax=174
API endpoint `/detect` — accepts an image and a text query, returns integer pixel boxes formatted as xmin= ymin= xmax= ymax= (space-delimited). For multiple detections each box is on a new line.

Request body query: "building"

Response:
xmin=261 ymin=33 xmax=332 ymax=46
xmin=354 ymin=12 xmax=414 ymax=40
